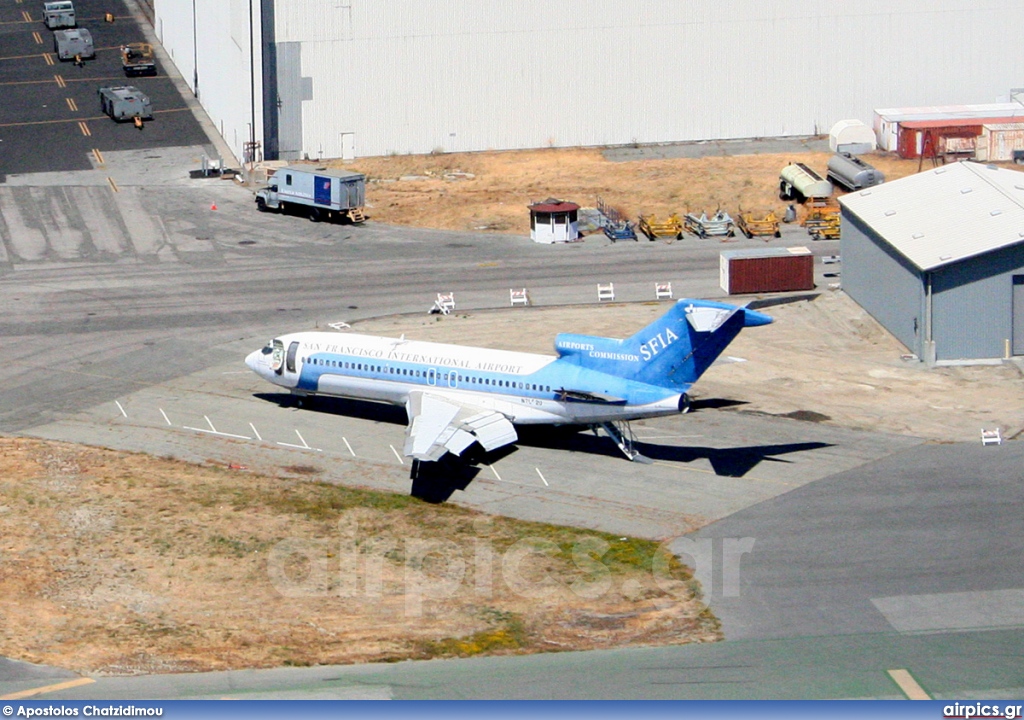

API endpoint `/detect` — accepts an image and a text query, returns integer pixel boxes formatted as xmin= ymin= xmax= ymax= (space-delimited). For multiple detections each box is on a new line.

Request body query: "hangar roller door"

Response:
xmin=1014 ymin=276 xmax=1024 ymax=355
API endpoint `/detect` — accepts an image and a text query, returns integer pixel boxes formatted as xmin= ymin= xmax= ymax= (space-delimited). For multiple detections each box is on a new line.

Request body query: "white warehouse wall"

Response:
xmin=153 ymin=0 xmax=263 ymax=165
xmin=157 ymin=0 xmax=1024 ymax=161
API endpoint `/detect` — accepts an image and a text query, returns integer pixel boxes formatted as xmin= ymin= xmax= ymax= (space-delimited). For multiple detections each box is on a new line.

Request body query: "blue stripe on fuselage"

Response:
xmin=296 ymin=352 xmax=683 ymax=405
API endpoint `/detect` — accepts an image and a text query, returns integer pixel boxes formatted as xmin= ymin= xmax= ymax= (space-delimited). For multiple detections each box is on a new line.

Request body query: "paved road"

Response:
xmin=693 ymin=439 xmax=1024 ymax=641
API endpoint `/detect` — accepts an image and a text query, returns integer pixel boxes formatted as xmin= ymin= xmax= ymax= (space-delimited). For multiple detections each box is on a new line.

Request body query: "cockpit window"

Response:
xmin=271 ymin=339 xmax=285 ymax=374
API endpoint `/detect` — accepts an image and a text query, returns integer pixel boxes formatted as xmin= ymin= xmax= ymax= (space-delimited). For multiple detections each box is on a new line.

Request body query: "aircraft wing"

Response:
xmin=403 ymin=391 xmax=518 ymax=462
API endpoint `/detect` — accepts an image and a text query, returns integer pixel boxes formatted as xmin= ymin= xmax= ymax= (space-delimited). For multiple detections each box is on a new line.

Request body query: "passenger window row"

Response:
xmin=302 ymin=356 xmax=551 ymax=393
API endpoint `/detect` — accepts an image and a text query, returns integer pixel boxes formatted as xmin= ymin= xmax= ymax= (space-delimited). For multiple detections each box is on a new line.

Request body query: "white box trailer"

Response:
xmin=98 ymin=85 xmax=152 ymax=122
xmin=255 ymin=166 xmax=366 ymax=223
xmin=43 ymin=1 xmax=75 ymax=29
xmin=53 ymin=28 xmax=93 ymax=61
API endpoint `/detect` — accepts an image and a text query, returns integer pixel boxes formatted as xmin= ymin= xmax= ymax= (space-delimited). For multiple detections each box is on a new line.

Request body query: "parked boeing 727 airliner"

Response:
xmin=245 ymin=299 xmax=772 ymax=463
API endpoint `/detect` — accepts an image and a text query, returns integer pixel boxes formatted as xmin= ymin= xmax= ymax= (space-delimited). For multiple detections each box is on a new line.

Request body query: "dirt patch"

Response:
xmin=0 ymin=438 xmax=717 ymax=675
xmin=340 ymin=147 xmax=929 ymax=235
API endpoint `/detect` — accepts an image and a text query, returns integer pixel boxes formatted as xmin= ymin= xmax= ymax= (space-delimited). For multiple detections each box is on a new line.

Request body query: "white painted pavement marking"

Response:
xmin=489 ymin=464 xmax=502 ymax=481
xmin=249 ymin=423 xmax=262 ymax=441
xmin=278 ymin=429 xmax=321 ymax=452
xmin=390 ymin=444 xmax=404 ymax=464
xmin=115 ymin=400 xmax=127 ymax=418
xmin=182 ymin=415 xmax=252 ymax=440
xmin=159 ymin=408 xmax=171 ymax=426
xmin=342 ymin=437 xmax=356 ymax=457
xmin=535 ymin=468 xmax=549 ymax=486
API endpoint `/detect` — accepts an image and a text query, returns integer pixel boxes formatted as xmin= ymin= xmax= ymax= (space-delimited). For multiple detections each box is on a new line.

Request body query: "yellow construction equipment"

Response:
xmin=736 ymin=209 xmax=781 ymax=239
xmin=802 ymin=201 xmax=840 ymax=240
xmin=637 ymin=213 xmax=683 ymax=241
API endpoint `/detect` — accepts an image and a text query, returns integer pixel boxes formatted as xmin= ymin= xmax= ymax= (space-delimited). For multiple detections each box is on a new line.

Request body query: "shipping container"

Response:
xmin=720 ymin=246 xmax=814 ymax=295
xmin=977 ymin=123 xmax=1024 ymax=162
xmin=895 ymin=119 xmax=997 ymax=159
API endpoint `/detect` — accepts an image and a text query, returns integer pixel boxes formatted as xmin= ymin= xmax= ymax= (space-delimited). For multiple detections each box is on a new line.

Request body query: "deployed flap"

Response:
xmin=461 ymin=411 xmax=518 ymax=452
xmin=404 ymin=391 xmax=518 ymax=461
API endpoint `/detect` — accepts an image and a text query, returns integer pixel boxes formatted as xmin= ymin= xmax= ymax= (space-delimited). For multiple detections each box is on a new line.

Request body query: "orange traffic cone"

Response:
xmin=210 ymin=203 xmax=217 ymax=211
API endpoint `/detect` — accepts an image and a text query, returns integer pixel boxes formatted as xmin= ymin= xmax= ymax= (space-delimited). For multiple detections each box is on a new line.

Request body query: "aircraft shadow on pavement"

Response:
xmin=514 ymin=425 xmax=832 ymax=477
xmin=252 ymin=393 xmax=831 ymax=490
xmin=254 ymin=393 xmax=408 ymax=425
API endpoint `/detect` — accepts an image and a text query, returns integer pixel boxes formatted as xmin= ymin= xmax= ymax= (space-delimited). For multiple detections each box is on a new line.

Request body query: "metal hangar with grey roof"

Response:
xmin=838 ymin=161 xmax=1024 ymax=364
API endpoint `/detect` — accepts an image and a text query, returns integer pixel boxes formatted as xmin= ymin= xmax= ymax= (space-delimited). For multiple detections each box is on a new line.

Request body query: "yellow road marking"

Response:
xmin=43 ymin=52 xmax=55 ymax=66
xmin=21 ymin=10 xmax=31 ymax=22
xmin=107 ymin=177 xmax=119 ymax=193
xmin=65 ymin=97 xmax=78 ymax=111
xmin=32 ymin=30 xmax=42 ymax=44
xmin=887 ymin=669 xmax=930 ymax=700
xmin=54 ymin=73 xmax=65 ymax=87
xmin=0 ymin=677 xmax=95 ymax=700
xmin=0 ymin=108 xmax=191 ymax=130
xmin=92 ymin=148 xmax=104 ymax=166
xmin=0 ymin=75 xmax=130 ymax=88
xmin=78 ymin=120 xmax=91 ymax=136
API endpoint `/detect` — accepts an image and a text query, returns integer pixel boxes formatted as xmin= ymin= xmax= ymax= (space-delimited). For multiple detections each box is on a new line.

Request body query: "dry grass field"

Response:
xmin=0 ymin=438 xmax=717 ymax=675
xmin=341 ymin=146 xmax=927 ymax=235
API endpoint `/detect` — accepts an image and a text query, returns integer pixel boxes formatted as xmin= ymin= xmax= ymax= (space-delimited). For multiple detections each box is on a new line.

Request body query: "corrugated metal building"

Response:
xmin=151 ymin=1 xmax=1024 ymax=163
xmin=838 ymin=162 xmax=1024 ymax=364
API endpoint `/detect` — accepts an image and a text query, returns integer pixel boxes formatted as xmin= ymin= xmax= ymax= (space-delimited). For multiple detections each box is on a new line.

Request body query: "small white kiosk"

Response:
xmin=528 ymin=199 xmax=580 ymax=244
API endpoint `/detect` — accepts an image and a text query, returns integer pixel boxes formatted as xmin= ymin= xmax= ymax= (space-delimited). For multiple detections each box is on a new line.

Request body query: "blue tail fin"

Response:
xmin=553 ymin=299 xmax=771 ymax=389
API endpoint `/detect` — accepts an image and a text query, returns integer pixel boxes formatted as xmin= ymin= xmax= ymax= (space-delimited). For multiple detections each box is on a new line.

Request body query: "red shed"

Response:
xmin=720 ymin=246 xmax=814 ymax=295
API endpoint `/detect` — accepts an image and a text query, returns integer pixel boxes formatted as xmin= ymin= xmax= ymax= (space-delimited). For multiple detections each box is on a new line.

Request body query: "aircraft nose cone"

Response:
xmin=245 ymin=350 xmax=262 ymax=374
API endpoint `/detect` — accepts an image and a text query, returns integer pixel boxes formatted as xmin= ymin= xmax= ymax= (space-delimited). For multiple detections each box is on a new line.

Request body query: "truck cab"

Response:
xmin=254 ymin=180 xmax=282 ymax=211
